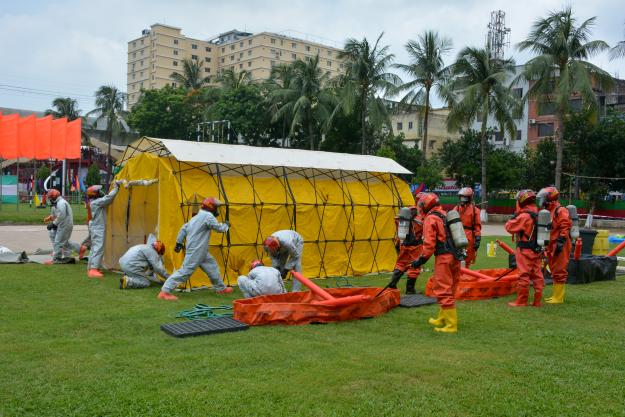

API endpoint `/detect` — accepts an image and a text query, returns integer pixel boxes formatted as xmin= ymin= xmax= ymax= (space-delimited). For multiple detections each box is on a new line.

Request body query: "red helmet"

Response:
xmin=249 ymin=259 xmax=263 ymax=270
xmin=152 ymin=240 xmax=166 ymax=255
xmin=263 ymin=236 xmax=280 ymax=255
xmin=46 ymin=189 xmax=61 ymax=202
xmin=537 ymin=186 xmax=559 ymax=207
xmin=516 ymin=190 xmax=536 ymax=207
xmin=201 ymin=197 xmax=223 ymax=213
xmin=86 ymin=185 xmax=103 ymax=198
xmin=414 ymin=191 xmax=426 ymax=203
xmin=458 ymin=187 xmax=474 ymax=204
xmin=418 ymin=193 xmax=440 ymax=214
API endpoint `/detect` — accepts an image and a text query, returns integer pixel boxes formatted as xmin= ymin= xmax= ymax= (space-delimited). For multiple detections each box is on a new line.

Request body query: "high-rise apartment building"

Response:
xmin=127 ymin=23 xmax=344 ymax=107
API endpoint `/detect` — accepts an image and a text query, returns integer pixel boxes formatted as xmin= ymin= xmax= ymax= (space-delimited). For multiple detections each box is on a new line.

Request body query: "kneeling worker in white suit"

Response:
xmin=237 ymin=260 xmax=287 ymax=298
xmin=119 ymin=241 xmax=170 ymax=289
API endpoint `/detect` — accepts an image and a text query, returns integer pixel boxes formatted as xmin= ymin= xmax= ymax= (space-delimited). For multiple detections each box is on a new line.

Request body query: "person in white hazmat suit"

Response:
xmin=237 ymin=260 xmax=287 ymax=298
xmin=262 ymin=230 xmax=304 ymax=291
xmin=43 ymin=189 xmax=81 ymax=264
xmin=86 ymin=182 xmax=121 ymax=278
xmin=158 ymin=197 xmax=233 ymax=300
xmin=119 ymin=241 xmax=170 ymax=289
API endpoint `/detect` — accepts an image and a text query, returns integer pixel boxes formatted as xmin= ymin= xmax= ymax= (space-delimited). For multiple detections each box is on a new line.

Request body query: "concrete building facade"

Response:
xmin=127 ymin=24 xmax=344 ymax=107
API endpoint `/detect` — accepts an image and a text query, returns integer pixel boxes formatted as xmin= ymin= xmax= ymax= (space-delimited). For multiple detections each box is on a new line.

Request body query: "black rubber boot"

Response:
xmin=405 ymin=278 xmax=417 ymax=294
xmin=388 ymin=269 xmax=403 ymax=289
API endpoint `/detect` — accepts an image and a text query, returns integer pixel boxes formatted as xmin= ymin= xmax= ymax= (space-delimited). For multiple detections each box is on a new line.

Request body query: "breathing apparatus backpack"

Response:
xmin=516 ymin=209 xmax=551 ymax=253
xmin=565 ymin=205 xmax=580 ymax=240
xmin=430 ymin=209 xmax=468 ymax=260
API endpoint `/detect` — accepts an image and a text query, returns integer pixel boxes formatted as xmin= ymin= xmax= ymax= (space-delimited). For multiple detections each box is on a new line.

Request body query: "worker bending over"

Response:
xmin=453 ymin=187 xmax=482 ymax=266
xmin=159 ymin=197 xmax=232 ymax=300
xmin=538 ymin=186 xmax=571 ymax=304
xmin=505 ymin=190 xmax=544 ymax=307
xmin=119 ymin=241 xmax=169 ymax=289
xmin=263 ymin=230 xmax=304 ymax=291
xmin=44 ymin=189 xmax=81 ymax=264
xmin=411 ymin=193 xmax=462 ymax=333
xmin=237 ymin=260 xmax=287 ymax=298
xmin=86 ymin=183 xmax=121 ymax=278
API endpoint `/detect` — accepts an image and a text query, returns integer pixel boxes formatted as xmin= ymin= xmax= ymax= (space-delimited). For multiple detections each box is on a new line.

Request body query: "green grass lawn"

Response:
xmin=0 ymin=203 xmax=88 ymax=225
xmin=1 ymin=236 xmax=625 ymax=416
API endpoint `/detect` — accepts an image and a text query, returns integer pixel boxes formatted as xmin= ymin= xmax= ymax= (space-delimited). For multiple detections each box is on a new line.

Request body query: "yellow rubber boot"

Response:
xmin=434 ymin=308 xmax=457 ymax=333
xmin=545 ymin=283 xmax=565 ymax=304
xmin=428 ymin=308 xmax=445 ymax=327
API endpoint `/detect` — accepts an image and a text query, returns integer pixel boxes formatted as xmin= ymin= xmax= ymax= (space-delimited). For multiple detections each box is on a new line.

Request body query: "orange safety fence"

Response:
xmin=0 ymin=114 xmax=80 ymax=160
xmin=425 ymin=268 xmax=519 ymax=300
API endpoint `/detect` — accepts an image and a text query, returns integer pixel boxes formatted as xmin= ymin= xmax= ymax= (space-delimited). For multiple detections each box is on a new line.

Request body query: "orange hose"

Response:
xmin=312 ymin=295 xmax=371 ymax=307
xmin=607 ymin=239 xmax=625 ymax=257
xmin=460 ymin=267 xmax=497 ymax=281
xmin=496 ymin=239 xmax=514 ymax=255
xmin=291 ymin=271 xmax=333 ymax=300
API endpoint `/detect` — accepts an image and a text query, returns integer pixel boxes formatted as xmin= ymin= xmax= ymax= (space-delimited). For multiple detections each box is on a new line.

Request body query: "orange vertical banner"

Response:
xmin=35 ymin=115 xmax=52 ymax=160
xmin=18 ymin=115 xmax=36 ymax=159
xmin=65 ymin=118 xmax=81 ymax=159
xmin=0 ymin=114 xmax=20 ymax=159
xmin=50 ymin=117 xmax=67 ymax=160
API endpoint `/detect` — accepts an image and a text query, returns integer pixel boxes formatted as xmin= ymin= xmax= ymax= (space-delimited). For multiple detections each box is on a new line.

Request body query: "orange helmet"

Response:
xmin=152 ymin=240 xmax=165 ymax=255
xmin=46 ymin=189 xmax=61 ymax=202
xmin=458 ymin=187 xmax=474 ymax=204
xmin=86 ymin=185 xmax=103 ymax=198
xmin=418 ymin=193 xmax=439 ymax=214
xmin=249 ymin=259 xmax=263 ymax=270
xmin=537 ymin=186 xmax=559 ymax=207
xmin=201 ymin=197 xmax=223 ymax=213
xmin=263 ymin=236 xmax=280 ymax=255
xmin=516 ymin=190 xmax=536 ymax=207
xmin=414 ymin=191 xmax=426 ymax=203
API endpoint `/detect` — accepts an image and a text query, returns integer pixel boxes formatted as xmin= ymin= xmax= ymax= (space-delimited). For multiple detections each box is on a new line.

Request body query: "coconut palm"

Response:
xmin=518 ymin=6 xmax=612 ymax=188
xmin=268 ymin=55 xmax=336 ymax=150
xmin=446 ymin=46 xmax=519 ymax=206
xmin=170 ymin=59 xmax=210 ymax=91
xmin=218 ymin=69 xmax=251 ymax=92
xmin=610 ymin=24 xmax=625 ymax=60
xmin=338 ymin=33 xmax=401 ymax=154
xmin=266 ymin=64 xmax=296 ymax=146
xmin=87 ymin=85 xmax=127 ymax=187
xmin=45 ymin=97 xmax=91 ymax=145
xmin=393 ymin=31 xmax=452 ymax=162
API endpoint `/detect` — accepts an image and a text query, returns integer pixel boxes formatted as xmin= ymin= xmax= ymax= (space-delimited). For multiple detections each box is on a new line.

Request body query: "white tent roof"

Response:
xmin=144 ymin=138 xmax=411 ymax=174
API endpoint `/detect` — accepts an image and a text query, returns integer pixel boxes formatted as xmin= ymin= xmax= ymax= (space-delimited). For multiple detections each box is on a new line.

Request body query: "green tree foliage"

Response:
xmin=376 ymin=133 xmax=423 ymax=174
xmin=36 ymin=165 xmax=51 ymax=181
xmin=170 ymin=59 xmax=210 ymax=91
xmin=85 ymin=164 xmax=101 ymax=187
xmin=415 ymin=158 xmax=444 ymax=190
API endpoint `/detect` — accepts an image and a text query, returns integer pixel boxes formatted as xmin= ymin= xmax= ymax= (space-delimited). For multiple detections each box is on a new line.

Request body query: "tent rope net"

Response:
xmin=118 ymin=138 xmax=407 ymax=288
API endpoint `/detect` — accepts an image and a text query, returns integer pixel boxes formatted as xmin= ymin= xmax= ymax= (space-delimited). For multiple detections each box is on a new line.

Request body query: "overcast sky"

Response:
xmin=1 ymin=0 xmax=623 ymax=112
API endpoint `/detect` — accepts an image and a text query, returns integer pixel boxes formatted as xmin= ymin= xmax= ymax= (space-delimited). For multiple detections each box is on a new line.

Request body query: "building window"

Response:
xmin=397 ymin=122 xmax=403 ymax=130
xmin=306 ymin=45 xmax=310 ymax=52
xmin=280 ymin=39 xmax=284 ymax=46
xmin=133 ymin=41 xmax=136 ymax=47
xmin=292 ymin=42 xmax=297 ymax=48
xmin=305 ymin=56 xmax=311 ymax=62
xmin=132 ymin=73 xmax=135 ymax=79
xmin=140 ymin=60 xmax=144 ymax=67
xmin=141 ymin=39 xmax=144 ymax=45
xmin=270 ymin=60 xmax=276 ymax=67
xmin=271 ymin=38 xmax=276 ymax=44
xmin=248 ymin=50 xmax=252 ymax=56
xmin=205 ymin=67 xmax=210 ymax=73
xmin=248 ymin=39 xmax=252 ymax=45
xmin=538 ymin=123 xmax=554 ymax=137
xmin=239 ymin=63 xmax=243 ymax=69
xmin=230 ymin=55 xmax=234 ymax=61
xmin=140 ymin=50 xmax=144 ymax=56
xmin=247 ymin=61 xmax=252 ymax=67
xmin=516 ymin=130 xmax=522 ymax=141
xmin=239 ymin=52 xmax=243 ymax=58
xmin=221 ymin=47 xmax=225 ymax=53
xmin=327 ymin=50 xmax=332 ymax=57
xmin=569 ymin=98 xmax=582 ymax=112
xmin=132 ymin=63 xmax=135 ymax=70
xmin=513 ymin=87 xmax=523 ymax=99
xmin=172 ymin=82 xmax=177 ymax=88
xmin=240 ymin=41 xmax=244 ymax=47
xmin=230 ymin=44 xmax=235 ymax=50
xmin=173 ymin=39 xmax=178 ymax=45
xmin=173 ymin=60 xmax=178 ymax=66
xmin=408 ymin=121 xmax=413 ymax=129
xmin=205 ymin=57 xmax=211 ymax=62
xmin=140 ymin=71 xmax=143 ymax=77
xmin=191 ymin=54 xmax=198 ymax=60
xmin=292 ymin=53 xmax=296 ymax=59
xmin=191 ymin=44 xmax=197 ymax=49
xmin=538 ymin=101 xmax=556 ymax=116
xmin=429 ymin=140 xmax=436 ymax=149
xmin=152 ymin=74 xmax=155 ymax=80
xmin=494 ymin=131 xmax=504 ymax=141
xmin=327 ymin=60 xmax=332 ymax=67
xmin=221 ymin=57 xmax=225 ymax=63
xmin=230 ymin=66 xmax=234 ymax=71
xmin=173 ymin=50 xmax=178 ymax=55
xmin=132 ymin=52 xmax=136 ymax=58
xmin=339 ymin=63 xmax=344 ymax=69
xmin=205 ymin=46 xmax=211 ymax=52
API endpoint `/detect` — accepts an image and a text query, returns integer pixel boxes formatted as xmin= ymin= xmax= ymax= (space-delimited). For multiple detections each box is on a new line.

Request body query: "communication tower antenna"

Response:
xmin=487 ymin=10 xmax=511 ymax=60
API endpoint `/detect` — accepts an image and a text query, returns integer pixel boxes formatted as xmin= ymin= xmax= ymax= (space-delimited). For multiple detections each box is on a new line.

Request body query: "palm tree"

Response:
xmin=268 ymin=56 xmax=336 ymax=150
xmin=88 ymin=85 xmax=127 ymax=187
xmin=338 ymin=33 xmax=401 ymax=154
xmin=393 ymin=31 xmax=452 ymax=162
xmin=610 ymin=24 xmax=625 ymax=60
xmin=266 ymin=64 xmax=296 ymax=146
xmin=446 ymin=46 xmax=519 ymax=207
xmin=218 ymin=69 xmax=251 ymax=92
xmin=518 ymin=7 xmax=612 ymax=189
xmin=45 ymin=97 xmax=90 ymax=145
xmin=170 ymin=59 xmax=210 ymax=91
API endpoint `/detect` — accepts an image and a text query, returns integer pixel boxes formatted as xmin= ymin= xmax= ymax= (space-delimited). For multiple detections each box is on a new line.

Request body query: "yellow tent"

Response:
xmin=105 ymin=137 xmax=413 ymax=289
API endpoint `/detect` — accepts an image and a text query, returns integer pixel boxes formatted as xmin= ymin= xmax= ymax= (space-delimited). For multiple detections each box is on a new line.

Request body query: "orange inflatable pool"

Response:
xmin=233 ymin=286 xmax=400 ymax=326
xmin=425 ymin=268 xmax=519 ymax=300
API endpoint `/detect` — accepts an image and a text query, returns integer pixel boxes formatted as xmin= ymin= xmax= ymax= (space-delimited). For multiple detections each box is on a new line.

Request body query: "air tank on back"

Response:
xmin=446 ymin=209 xmax=469 ymax=248
xmin=537 ymin=209 xmax=552 ymax=247
xmin=567 ymin=205 xmax=580 ymax=239
xmin=396 ymin=207 xmax=413 ymax=241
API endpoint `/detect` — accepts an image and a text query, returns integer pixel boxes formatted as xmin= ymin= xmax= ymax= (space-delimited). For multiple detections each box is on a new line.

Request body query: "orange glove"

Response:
xmin=43 ymin=215 xmax=54 ymax=223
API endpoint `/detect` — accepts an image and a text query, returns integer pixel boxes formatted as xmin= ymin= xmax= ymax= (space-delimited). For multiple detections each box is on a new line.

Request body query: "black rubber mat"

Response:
xmin=399 ymin=293 xmax=437 ymax=308
xmin=161 ymin=317 xmax=249 ymax=338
